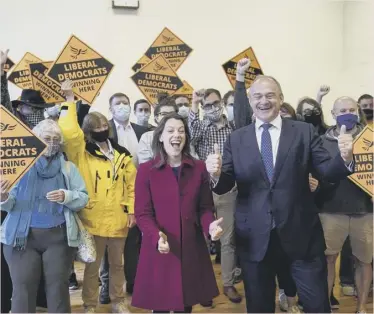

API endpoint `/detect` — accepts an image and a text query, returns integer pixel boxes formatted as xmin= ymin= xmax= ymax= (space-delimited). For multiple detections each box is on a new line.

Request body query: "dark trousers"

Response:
xmin=239 ymin=231 xmax=330 ymax=313
xmin=1 ymin=242 xmax=12 ymax=313
xmin=153 ymin=306 xmax=192 ymax=313
xmin=277 ymin=255 xmax=297 ymax=297
xmin=4 ymin=226 xmax=75 ymax=313
xmin=339 ymin=237 xmax=355 ymax=286
xmin=100 ymin=226 xmax=142 ymax=286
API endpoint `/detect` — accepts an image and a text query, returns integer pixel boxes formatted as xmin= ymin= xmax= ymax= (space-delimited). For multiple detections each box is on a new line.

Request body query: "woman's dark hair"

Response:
xmin=296 ymin=97 xmax=329 ymax=133
xmin=223 ymin=90 xmax=235 ymax=106
xmin=154 ymin=96 xmax=178 ymax=117
xmin=152 ymin=113 xmax=191 ymax=168
xmin=280 ymin=102 xmax=296 ymax=120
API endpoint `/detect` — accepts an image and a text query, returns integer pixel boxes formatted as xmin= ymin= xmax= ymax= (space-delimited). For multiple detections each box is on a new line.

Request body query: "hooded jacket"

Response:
xmin=59 ymin=102 xmax=136 ymax=237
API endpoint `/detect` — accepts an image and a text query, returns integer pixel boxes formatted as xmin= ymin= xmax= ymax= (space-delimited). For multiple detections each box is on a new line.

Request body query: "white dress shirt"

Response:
xmin=113 ymin=119 xmax=139 ymax=156
xmin=254 ymin=114 xmax=282 ymax=166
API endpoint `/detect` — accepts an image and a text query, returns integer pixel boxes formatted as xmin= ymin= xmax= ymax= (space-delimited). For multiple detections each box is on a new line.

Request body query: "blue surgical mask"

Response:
xmin=226 ymin=106 xmax=234 ymax=122
xmin=336 ymin=113 xmax=358 ymax=130
xmin=113 ymin=103 xmax=131 ymax=122
xmin=178 ymin=106 xmax=190 ymax=119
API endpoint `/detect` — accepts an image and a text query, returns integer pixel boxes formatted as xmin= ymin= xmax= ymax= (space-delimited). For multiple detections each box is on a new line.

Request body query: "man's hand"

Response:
xmin=0 ymin=49 xmax=9 ymax=75
xmin=338 ymin=125 xmax=353 ymax=164
xmin=309 ymin=174 xmax=319 ymax=192
xmin=191 ymin=89 xmax=205 ymax=112
xmin=205 ymin=144 xmax=222 ymax=178
xmin=209 ymin=217 xmax=224 ymax=241
xmin=318 ymin=85 xmax=330 ymax=97
xmin=46 ymin=190 xmax=65 ymax=203
xmin=236 ymin=58 xmax=251 ymax=82
xmin=0 ymin=180 xmax=11 ymax=202
xmin=158 ymin=231 xmax=170 ymax=254
xmin=127 ymin=214 xmax=136 ymax=228
xmin=61 ymin=79 xmax=75 ymax=102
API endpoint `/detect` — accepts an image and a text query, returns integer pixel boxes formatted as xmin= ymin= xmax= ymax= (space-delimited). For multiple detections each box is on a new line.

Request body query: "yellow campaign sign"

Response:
xmin=46 ymin=35 xmax=114 ymax=104
xmin=349 ymin=126 xmax=374 ymax=197
xmin=132 ymin=55 xmax=151 ymax=72
xmin=134 ymin=27 xmax=193 ymax=71
xmin=174 ymin=80 xmax=194 ymax=103
xmin=30 ymin=61 xmax=66 ymax=103
xmin=8 ymin=52 xmax=43 ymax=89
xmin=4 ymin=57 xmax=15 ymax=73
xmin=131 ymin=54 xmax=184 ymax=105
xmin=0 ymin=105 xmax=47 ymax=190
xmin=222 ymin=47 xmax=264 ymax=90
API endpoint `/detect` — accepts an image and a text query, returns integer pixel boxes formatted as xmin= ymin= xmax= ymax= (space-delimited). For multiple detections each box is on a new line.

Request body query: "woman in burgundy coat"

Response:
xmin=132 ymin=113 xmax=223 ymax=313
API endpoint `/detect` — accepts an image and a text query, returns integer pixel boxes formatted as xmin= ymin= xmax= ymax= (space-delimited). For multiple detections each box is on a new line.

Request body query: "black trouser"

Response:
xmin=4 ymin=225 xmax=75 ymax=313
xmin=239 ymin=231 xmax=330 ymax=313
xmin=339 ymin=237 xmax=355 ymax=286
xmin=100 ymin=226 xmax=142 ymax=287
xmin=277 ymin=255 xmax=297 ymax=297
xmin=1 ymin=241 xmax=12 ymax=313
xmin=153 ymin=306 xmax=192 ymax=313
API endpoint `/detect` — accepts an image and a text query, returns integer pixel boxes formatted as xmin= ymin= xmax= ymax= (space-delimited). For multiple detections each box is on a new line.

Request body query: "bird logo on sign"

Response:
xmin=0 ymin=123 xmax=16 ymax=132
xmin=154 ymin=62 xmax=167 ymax=73
xmin=362 ymin=138 xmax=373 ymax=151
xmin=161 ymin=35 xmax=174 ymax=45
xmin=70 ymin=46 xmax=87 ymax=60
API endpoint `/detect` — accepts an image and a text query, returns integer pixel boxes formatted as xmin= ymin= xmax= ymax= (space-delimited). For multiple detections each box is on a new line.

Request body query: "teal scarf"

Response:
xmin=14 ymin=154 xmax=65 ymax=250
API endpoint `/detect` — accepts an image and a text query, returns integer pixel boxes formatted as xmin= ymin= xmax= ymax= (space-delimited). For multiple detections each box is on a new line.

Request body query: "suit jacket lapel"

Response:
xmin=244 ymin=125 xmax=270 ymax=185
xmin=271 ymin=119 xmax=296 ymax=187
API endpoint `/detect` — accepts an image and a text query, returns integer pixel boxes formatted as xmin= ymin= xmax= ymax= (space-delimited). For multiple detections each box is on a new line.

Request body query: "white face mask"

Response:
xmin=226 ymin=106 xmax=234 ymax=122
xmin=45 ymin=104 xmax=60 ymax=118
xmin=178 ymin=106 xmax=190 ymax=118
xmin=136 ymin=112 xmax=150 ymax=126
xmin=112 ymin=103 xmax=131 ymax=122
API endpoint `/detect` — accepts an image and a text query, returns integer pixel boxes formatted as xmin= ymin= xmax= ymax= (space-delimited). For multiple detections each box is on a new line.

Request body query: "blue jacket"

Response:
xmin=1 ymin=155 xmax=88 ymax=247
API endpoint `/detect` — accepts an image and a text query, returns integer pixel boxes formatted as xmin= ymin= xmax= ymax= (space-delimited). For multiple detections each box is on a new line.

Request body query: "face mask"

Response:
xmin=304 ymin=113 xmax=321 ymax=127
xmin=44 ymin=141 xmax=60 ymax=157
xmin=205 ymin=107 xmax=223 ymax=123
xmin=91 ymin=129 xmax=109 ymax=142
xmin=336 ymin=113 xmax=358 ymax=130
xmin=178 ymin=106 xmax=190 ymax=119
xmin=19 ymin=105 xmax=34 ymax=116
xmin=112 ymin=104 xmax=130 ymax=122
xmin=226 ymin=106 xmax=234 ymax=122
xmin=46 ymin=105 xmax=60 ymax=118
xmin=136 ymin=112 xmax=150 ymax=126
xmin=363 ymin=108 xmax=373 ymax=120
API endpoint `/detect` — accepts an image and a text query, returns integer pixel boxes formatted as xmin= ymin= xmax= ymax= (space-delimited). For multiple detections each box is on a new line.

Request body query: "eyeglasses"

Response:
xmin=303 ymin=108 xmax=321 ymax=116
xmin=203 ymin=100 xmax=222 ymax=111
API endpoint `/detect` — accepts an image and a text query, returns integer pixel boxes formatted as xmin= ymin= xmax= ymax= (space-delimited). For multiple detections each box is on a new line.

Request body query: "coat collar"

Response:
xmin=85 ymin=138 xmax=131 ymax=161
xmin=153 ymin=154 xmax=195 ymax=169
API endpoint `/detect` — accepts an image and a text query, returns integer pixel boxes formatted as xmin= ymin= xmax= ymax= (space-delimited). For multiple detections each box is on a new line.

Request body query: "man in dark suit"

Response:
xmin=205 ymin=74 xmax=354 ymax=313
xmin=100 ymin=93 xmax=148 ymax=304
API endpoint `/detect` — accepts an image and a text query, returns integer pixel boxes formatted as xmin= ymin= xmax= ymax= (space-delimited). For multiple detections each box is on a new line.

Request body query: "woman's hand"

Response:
xmin=158 ymin=231 xmax=170 ymax=254
xmin=0 ymin=180 xmax=11 ymax=202
xmin=46 ymin=190 xmax=65 ymax=203
xmin=209 ymin=217 xmax=224 ymax=241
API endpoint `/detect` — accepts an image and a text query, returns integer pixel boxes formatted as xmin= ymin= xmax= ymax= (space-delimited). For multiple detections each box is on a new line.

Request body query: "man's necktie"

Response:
xmin=261 ymin=123 xmax=276 ymax=229
xmin=261 ymin=124 xmax=274 ymax=181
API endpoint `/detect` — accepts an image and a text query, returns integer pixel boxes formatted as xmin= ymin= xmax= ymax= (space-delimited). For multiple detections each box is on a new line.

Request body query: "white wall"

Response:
xmin=0 ymin=0 xmax=372 ymax=124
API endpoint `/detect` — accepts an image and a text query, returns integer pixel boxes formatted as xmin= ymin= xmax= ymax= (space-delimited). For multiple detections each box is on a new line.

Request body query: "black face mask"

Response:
xmin=363 ymin=108 xmax=373 ymax=120
xmin=304 ymin=113 xmax=321 ymax=127
xmin=91 ymin=129 xmax=109 ymax=142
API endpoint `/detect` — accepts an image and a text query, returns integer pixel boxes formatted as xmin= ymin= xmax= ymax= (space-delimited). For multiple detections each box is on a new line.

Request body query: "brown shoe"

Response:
xmin=223 ymin=286 xmax=242 ymax=303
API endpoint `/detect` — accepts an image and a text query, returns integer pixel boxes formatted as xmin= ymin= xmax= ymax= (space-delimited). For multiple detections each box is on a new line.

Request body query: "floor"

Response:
xmin=67 ymin=259 xmax=373 ymax=313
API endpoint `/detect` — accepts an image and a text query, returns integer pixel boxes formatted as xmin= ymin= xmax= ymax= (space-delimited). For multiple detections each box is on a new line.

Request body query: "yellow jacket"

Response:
xmin=58 ymin=102 xmax=136 ymax=237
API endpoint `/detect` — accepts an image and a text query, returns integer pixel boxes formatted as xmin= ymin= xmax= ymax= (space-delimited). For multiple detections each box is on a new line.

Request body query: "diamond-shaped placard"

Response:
xmin=46 ymin=35 xmax=114 ymax=105
xmin=132 ymin=55 xmax=152 ymax=72
xmin=131 ymin=55 xmax=184 ymax=105
xmin=133 ymin=27 xmax=192 ymax=72
xmin=4 ymin=57 xmax=15 ymax=73
xmin=222 ymin=47 xmax=263 ymax=90
xmin=0 ymin=105 xmax=47 ymax=190
xmin=348 ymin=126 xmax=374 ymax=197
xmin=8 ymin=52 xmax=43 ymax=89
xmin=30 ymin=61 xmax=66 ymax=103
xmin=174 ymin=80 xmax=194 ymax=103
